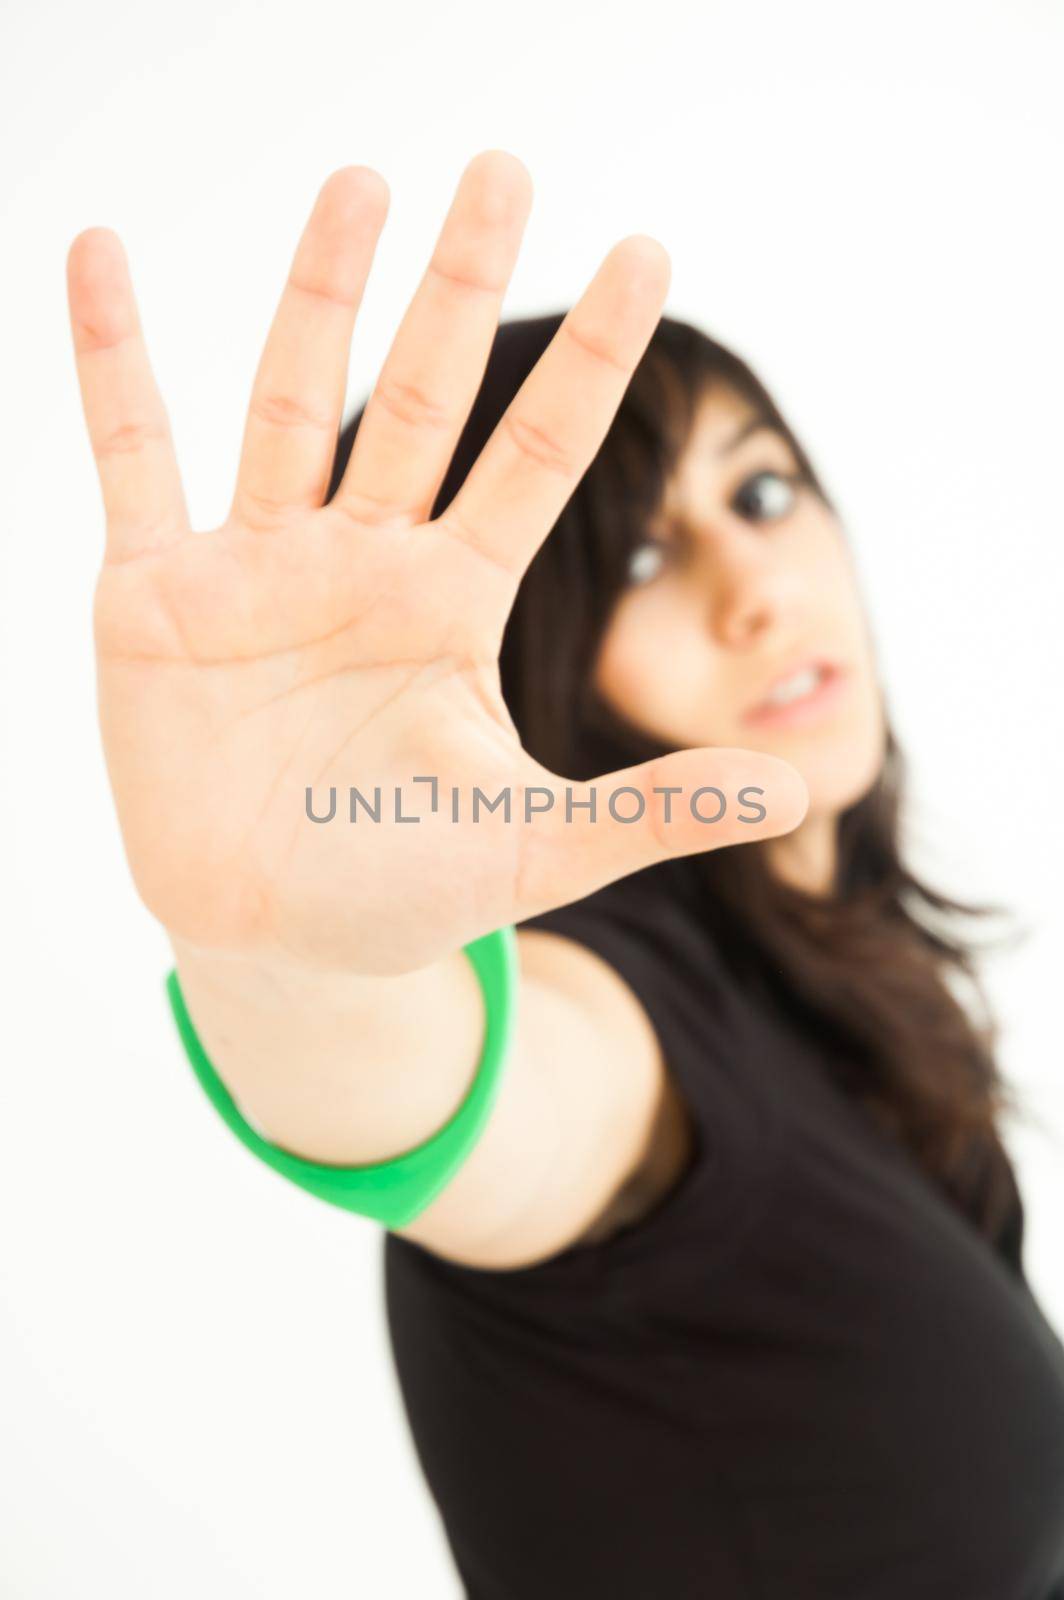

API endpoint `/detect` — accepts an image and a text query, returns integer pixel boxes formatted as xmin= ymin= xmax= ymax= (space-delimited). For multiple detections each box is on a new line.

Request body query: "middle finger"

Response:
xmin=332 ymin=149 xmax=533 ymax=531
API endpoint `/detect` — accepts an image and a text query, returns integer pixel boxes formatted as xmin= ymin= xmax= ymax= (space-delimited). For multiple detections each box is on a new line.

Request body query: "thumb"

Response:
xmin=516 ymin=746 xmax=809 ymax=914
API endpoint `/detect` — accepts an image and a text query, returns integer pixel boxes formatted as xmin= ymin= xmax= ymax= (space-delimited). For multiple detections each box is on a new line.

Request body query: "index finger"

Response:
xmin=436 ymin=236 xmax=670 ymax=582
xmin=67 ymin=228 xmax=188 ymax=565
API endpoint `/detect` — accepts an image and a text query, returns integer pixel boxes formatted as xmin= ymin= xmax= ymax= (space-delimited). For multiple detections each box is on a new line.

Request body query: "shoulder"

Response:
xmin=392 ymin=869 xmax=705 ymax=1272
xmin=517 ymin=858 xmax=733 ymax=1059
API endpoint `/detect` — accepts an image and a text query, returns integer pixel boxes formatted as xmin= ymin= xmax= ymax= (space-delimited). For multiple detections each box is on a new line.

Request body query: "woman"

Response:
xmin=67 ymin=151 xmax=1064 ymax=1596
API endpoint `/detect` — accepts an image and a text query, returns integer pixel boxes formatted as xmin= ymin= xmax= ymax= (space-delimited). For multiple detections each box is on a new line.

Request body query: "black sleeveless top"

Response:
xmin=383 ymin=859 xmax=1064 ymax=1598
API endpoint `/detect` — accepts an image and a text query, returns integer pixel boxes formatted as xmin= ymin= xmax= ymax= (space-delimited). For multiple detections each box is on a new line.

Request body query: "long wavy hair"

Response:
xmin=329 ymin=312 xmax=1025 ymax=1264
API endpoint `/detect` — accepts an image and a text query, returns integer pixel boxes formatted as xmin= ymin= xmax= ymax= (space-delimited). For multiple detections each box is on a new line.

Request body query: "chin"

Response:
xmin=799 ymin=720 xmax=888 ymax=818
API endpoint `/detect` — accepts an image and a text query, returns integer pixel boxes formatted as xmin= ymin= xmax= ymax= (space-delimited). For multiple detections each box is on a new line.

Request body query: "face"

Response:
xmin=592 ymin=384 xmax=887 ymax=847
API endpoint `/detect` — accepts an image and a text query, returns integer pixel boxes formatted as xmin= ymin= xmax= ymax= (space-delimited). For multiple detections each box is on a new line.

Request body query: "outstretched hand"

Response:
xmin=67 ymin=151 xmax=807 ymax=976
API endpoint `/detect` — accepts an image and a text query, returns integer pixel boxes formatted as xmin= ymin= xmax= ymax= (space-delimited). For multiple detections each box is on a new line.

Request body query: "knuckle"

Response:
xmin=427 ymin=255 xmax=503 ymax=298
xmin=438 ymin=508 xmax=520 ymax=583
xmin=249 ymin=391 xmax=334 ymax=432
xmin=561 ymin=317 xmax=630 ymax=376
xmin=332 ymin=488 xmax=421 ymax=532
xmin=289 ymin=274 xmax=359 ymax=312
xmin=237 ymin=485 xmax=291 ymax=529
xmin=100 ymin=510 xmax=186 ymax=569
xmin=644 ymin=760 xmax=674 ymax=854
xmin=511 ymin=796 xmax=549 ymax=906
xmin=95 ymin=418 xmax=169 ymax=460
xmin=501 ymin=410 xmax=577 ymax=478
xmin=372 ymin=373 xmax=453 ymax=433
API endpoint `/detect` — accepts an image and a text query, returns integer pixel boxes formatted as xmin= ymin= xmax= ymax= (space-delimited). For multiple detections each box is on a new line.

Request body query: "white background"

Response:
xmin=2 ymin=0 xmax=1062 ymax=1594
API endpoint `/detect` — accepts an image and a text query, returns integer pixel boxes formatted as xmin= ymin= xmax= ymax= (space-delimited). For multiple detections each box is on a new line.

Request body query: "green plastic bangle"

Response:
xmin=163 ymin=925 xmax=519 ymax=1228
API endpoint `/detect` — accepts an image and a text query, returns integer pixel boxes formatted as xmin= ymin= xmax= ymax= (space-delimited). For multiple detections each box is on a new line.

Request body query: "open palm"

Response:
xmin=68 ymin=152 xmax=807 ymax=977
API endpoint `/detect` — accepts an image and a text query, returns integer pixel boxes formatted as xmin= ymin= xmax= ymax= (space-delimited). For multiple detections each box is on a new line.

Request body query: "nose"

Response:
xmin=705 ymin=541 xmax=804 ymax=649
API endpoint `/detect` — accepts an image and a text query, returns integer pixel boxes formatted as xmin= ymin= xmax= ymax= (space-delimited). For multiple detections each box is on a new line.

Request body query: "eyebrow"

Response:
xmin=714 ymin=415 xmax=779 ymax=456
xmin=649 ymin=416 xmax=793 ymax=540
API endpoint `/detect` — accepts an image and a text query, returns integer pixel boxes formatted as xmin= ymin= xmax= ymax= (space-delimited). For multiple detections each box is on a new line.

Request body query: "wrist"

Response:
xmin=166 ymin=929 xmax=467 ymax=1006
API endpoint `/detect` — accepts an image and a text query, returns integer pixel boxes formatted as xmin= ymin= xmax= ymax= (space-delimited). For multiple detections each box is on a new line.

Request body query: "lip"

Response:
xmin=742 ymin=658 xmax=850 ymax=729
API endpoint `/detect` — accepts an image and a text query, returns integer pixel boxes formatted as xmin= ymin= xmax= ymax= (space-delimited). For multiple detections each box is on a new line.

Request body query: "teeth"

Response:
xmin=765 ymin=665 xmax=822 ymax=706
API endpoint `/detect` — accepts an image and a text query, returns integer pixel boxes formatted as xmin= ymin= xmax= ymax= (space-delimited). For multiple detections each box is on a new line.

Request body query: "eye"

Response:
xmin=624 ymin=538 xmax=670 ymax=586
xmin=731 ymin=469 xmax=798 ymax=523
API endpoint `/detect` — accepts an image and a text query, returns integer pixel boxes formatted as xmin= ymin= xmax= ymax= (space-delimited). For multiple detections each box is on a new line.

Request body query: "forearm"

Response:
xmin=167 ymin=935 xmax=486 ymax=1165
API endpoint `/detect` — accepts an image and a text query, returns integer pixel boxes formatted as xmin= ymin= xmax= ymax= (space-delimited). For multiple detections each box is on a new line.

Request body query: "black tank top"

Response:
xmin=383 ymin=859 xmax=1064 ymax=1598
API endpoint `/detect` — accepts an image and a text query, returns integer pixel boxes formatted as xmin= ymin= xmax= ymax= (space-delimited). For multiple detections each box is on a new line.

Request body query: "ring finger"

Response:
xmin=231 ymin=165 xmax=390 ymax=527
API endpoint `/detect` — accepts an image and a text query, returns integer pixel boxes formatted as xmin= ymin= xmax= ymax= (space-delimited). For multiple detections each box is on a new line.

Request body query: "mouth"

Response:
xmin=742 ymin=657 xmax=849 ymax=729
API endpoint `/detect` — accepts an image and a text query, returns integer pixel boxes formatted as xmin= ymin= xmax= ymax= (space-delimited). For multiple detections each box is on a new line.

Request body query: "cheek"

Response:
xmin=831 ymin=556 xmax=879 ymax=667
xmin=594 ymin=599 xmax=705 ymax=722
xmin=812 ymin=525 xmax=862 ymax=604
xmin=593 ymin=618 xmax=655 ymax=712
xmin=795 ymin=530 xmax=870 ymax=645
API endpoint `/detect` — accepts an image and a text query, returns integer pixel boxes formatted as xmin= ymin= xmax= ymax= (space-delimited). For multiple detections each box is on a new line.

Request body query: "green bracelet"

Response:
xmin=164 ymin=925 xmax=519 ymax=1228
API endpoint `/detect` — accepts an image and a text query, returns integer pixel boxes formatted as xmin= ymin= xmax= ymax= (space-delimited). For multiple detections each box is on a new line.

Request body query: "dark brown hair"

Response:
xmin=329 ymin=312 xmax=1025 ymax=1265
